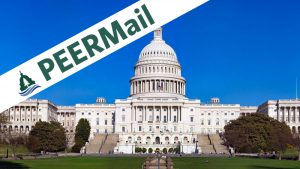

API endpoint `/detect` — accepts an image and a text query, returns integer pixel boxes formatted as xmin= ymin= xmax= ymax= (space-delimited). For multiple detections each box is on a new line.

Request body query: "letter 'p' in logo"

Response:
xmin=19 ymin=71 xmax=41 ymax=96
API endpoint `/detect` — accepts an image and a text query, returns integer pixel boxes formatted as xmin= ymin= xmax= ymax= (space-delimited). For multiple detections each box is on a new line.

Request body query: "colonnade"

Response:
xmin=277 ymin=106 xmax=300 ymax=123
xmin=130 ymin=79 xmax=185 ymax=95
xmin=131 ymin=105 xmax=182 ymax=123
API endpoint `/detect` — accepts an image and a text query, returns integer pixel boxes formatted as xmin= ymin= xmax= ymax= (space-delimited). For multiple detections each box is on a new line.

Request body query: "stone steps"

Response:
xmin=210 ymin=134 xmax=228 ymax=154
xmin=86 ymin=134 xmax=106 ymax=154
xmin=197 ymin=134 xmax=215 ymax=154
xmin=100 ymin=134 xmax=119 ymax=154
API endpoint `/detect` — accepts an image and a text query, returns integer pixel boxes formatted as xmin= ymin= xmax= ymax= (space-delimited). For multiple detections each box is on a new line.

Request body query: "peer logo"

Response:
xmin=18 ymin=72 xmax=41 ymax=96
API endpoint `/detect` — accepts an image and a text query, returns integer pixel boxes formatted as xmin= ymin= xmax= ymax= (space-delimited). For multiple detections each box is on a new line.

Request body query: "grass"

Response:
xmin=173 ymin=157 xmax=300 ymax=169
xmin=0 ymin=145 xmax=29 ymax=156
xmin=0 ymin=157 xmax=144 ymax=169
xmin=0 ymin=156 xmax=299 ymax=169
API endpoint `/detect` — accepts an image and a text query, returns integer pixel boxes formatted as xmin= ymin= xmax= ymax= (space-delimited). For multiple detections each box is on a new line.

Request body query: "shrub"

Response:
xmin=148 ymin=148 xmax=153 ymax=153
xmin=142 ymin=148 xmax=147 ymax=153
xmin=163 ymin=148 xmax=168 ymax=154
xmin=135 ymin=147 xmax=141 ymax=153
xmin=168 ymin=148 xmax=174 ymax=153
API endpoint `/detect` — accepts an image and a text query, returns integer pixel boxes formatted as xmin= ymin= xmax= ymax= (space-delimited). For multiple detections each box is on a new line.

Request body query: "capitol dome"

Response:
xmin=130 ymin=28 xmax=186 ymax=98
xmin=138 ymin=28 xmax=178 ymax=63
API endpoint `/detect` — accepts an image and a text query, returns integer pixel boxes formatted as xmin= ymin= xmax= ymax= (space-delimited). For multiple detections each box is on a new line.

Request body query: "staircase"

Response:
xmin=86 ymin=134 xmax=107 ymax=154
xmin=100 ymin=134 xmax=119 ymax=154
xmin=197 ymin=134 xmax=216 ymax=154
xmin=210 ymin=134 xmax=229 ymax=154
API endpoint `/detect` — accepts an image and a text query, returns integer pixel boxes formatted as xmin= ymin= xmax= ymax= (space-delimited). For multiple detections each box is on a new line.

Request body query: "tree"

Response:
xmin=142 ymin=147 xmax=147 ymax=153
xmin=224 ymin=113 xmax=292 ymax=159
xmin=268 ymin=121 xmax=293 ymax=160
xmin=293 ymin=134 xmax=300 ymax=161
xmin=135 ymin=147 xmax=141 ymax=153
xmin=173 ymin=147 xmax=180 ymax=154
xmin=168 ymin=148 xmax=174 ymax=153
xmin=148 ymin=148 xmax=153 ymax=153
xmin=28 ymin=121 xmax=66 ymax=153
xmin=6 ymin=132 xmax=27 ymax=158
xmin=72 ymin=118 xmax=91 ymax=152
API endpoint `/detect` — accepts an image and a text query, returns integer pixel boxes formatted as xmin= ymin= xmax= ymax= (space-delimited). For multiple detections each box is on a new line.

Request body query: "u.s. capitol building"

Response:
xmin=1 ymin=28 xmax=300 ymax=154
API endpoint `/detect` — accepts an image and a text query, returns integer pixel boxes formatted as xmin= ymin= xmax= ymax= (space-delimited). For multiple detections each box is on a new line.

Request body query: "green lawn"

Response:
xmin=173 ymin=157 xmax=300 ymax=169
xmin=0 ymin=157 xmax=144 ymax=169
xmin=0 ymin=145 xmax=29 ymax=156
xmin=1 ymin=156 xmax=300 ymax=169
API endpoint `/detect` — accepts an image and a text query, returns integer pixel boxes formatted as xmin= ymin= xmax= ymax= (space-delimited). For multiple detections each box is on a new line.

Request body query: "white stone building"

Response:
xmin=3 ymin=28 xmax=299 ymax=154
xmin=257 ymin=99 xmax=300 ymax=133
xmin=0 ymin=99 xmax=57 ymax=133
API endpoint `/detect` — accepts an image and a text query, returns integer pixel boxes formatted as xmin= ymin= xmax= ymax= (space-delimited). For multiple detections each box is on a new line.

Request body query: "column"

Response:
xmin=166 ymin=106 xmax=168 ymax=122
xmin=282 ymin=107 xmax=285 ymax=122
xmin=179 ymin=106 xmax=182 ymax=122
xmin=288 ymin=107 xmax=290 ymax=122
xmin=159 ymin=107 xmax=161 ymax=122
xmin=176 ymin=107 xmax=179 ymax=123
xmin=169 ymin=106 xmax=172 ymax=122
xmin=293 ymin=107 xmax=296 ymax=122
xmin=134 ymin=106 xmax=137 ymax=121
xmin=144 ymin=106 xmax=147 ymax=121
xmin=152 ymin=106 xmax=154 ymax=122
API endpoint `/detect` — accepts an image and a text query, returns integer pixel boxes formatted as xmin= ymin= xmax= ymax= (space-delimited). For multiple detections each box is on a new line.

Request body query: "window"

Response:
xmin=225 ymin=113 xmax=227 ymax=115
xmin=96 ymin=118 xmax=99 ymax=125
xmin=208 ymin=119 xmax=211 ymax=125
xmin=149 ymin=126 xmax=152 ymax=131
xmin=225 ymin=120 xmax=228 ymax=125
xmin=122 ymin=115 xmax=126 ymax=122
xmin=96 ymin=129 xmax=99 ymax=133
xmin=105 ymin=120 xmax=107 ymax=125
xmin=88 ymin=112 xmax=91 ymax=115
xmin=216 ymin=118 xmax=219 ymax=125
xmin=174 ymin=126 xmax=177 ymax=132
xmin=122 ymin=108 xmax=125 ymax=111
xmin=122 ymin=127 xmax=125 ymax=132
xmin=163 ymin=116 xmax=167 ymax=122
xmin=156 ymin=116 xmax=159 ymax=121
xmin=173 ymin=116 xmax=177 ymax=122
xmin=82 ymin=112 xmax=84 ymax=115
xmin=231 ymin=113 xmax=234 ymax=115
xmin=208 ymin=113 xmax=211 ymax=116
xmin=201 ymin=119 xmax=204 ymax=125
xmin=97 ymin=113 xmax=99 ymax=115
xmin=139 ymin=126 xmax=142 ymax=131
xmin=190 ymin=116 xmax=194 ymax=122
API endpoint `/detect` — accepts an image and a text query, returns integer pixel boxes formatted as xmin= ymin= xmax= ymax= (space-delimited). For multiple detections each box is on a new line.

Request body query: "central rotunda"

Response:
xmin=130 ymin=28 xmax=186 ymax=98
xmin=114 ymin=28 xmax=201 ymax=154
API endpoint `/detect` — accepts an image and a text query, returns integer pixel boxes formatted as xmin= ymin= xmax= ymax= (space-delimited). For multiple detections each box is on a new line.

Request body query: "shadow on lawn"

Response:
xmin=0 ymin=161 xmax=30 ymax=169
xmin=249 ymin=166 xmax=300 ymax=169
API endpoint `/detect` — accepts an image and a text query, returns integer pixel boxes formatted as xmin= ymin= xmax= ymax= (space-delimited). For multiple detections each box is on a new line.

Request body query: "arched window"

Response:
xmin=174 ymin=137 xmax=179 ymax=143
xmin=137 ymin=136 xmax=142 ymax=143
xmin=128 ymin=136 xmax=132 ymax=143
xmin=146 ymin=136 xmax=151 ymax=144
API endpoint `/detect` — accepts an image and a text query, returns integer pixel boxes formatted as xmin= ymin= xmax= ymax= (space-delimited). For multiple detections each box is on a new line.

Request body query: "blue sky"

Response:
xmin=0 ymin=0 xmax=299 ymax=106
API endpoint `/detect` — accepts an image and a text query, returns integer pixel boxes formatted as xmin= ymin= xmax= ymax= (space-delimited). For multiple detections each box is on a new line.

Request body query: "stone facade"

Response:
xmin=1 ymin=28 xmax=298 ymax=154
